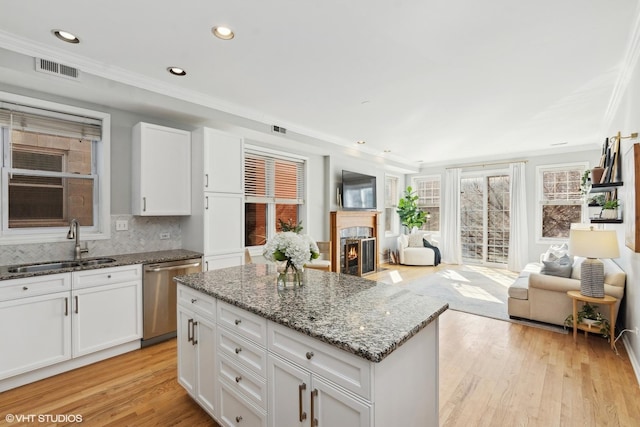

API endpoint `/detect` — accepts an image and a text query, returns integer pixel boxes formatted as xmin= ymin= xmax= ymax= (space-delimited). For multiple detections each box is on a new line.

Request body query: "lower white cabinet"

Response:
xmin=0 ymin=266 xmax=143 ymax=391
xmin=204 ymin=253 xmax=244 ymax=272
xmin=177 ymin=292 xmax=217 ymax=417
xmin=0 ymin=286 xmax=71 ymax=379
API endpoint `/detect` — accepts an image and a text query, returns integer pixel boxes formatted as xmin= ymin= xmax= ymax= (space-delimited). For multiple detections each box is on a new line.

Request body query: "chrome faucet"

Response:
xmin=67 ymin=218 xmax=89 ymax=260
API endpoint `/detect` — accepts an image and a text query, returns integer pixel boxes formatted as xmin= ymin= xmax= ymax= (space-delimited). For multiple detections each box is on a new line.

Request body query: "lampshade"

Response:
xmin=569 ymin=228 xmax=620 ymax=259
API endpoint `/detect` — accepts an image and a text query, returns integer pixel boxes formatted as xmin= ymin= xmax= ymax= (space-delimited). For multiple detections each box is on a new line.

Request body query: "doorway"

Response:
xmin=460 ymin=173 xmax=510 ymax=265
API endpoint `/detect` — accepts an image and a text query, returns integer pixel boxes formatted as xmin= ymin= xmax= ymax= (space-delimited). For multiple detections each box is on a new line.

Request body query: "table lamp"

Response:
xmin=569 ymin=227 xmax=620 ymax=297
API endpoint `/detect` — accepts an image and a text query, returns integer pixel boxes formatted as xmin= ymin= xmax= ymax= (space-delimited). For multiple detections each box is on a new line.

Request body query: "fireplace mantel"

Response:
xmin=330 ymin=210 xmax=380 ymax=273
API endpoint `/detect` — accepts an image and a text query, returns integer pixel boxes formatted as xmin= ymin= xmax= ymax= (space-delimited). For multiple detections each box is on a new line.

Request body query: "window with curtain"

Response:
xmin=413 ymin=176 xmax=441 ymax=232
xmin=384 ymin=175 xmax=399 ymax=235
xmin=537 ymin=163 xmax=587 ymax=240
xmin=244 ymin=148 xmax=305 ymax=247
xmin=0 ymin=96 xmax=107 ymax=238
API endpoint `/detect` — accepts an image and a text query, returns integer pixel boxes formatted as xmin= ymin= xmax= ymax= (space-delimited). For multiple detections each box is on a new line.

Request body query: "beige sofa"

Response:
xmin=507 ymin=257 xmax=626 ymax=326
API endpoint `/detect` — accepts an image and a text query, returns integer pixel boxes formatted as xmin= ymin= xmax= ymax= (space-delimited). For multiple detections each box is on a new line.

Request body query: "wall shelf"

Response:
xmin=590 ymin=182 xmax=623 ymax=193
xmin=590 ymin=218 xmax=623 ymax=224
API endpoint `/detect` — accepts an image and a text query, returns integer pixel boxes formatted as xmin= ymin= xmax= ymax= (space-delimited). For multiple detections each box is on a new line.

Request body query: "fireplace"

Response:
xmin=330 ymin=211 xmax=380 ymax=274
xmin=344 ymin=238 xmax=376 ymax=276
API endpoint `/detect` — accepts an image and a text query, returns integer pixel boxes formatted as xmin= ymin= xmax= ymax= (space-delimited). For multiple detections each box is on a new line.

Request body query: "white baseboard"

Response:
xmin=622 ymin=335 xmax=640 ymax=388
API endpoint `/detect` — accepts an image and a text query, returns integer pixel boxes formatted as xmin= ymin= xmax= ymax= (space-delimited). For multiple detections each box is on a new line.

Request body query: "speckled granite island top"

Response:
xmin=175 ymin=264 xmax=448 ymax=363
xmin=0 ymin=249 xmax=203 ymax=281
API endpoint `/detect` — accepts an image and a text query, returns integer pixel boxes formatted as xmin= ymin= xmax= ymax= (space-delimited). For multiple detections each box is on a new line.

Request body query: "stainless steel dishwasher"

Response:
xmin=142 ymin=257 xmax=202 ymax=346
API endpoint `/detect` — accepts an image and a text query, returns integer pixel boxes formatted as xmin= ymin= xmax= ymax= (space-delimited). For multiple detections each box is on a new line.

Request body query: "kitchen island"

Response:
xmin=175 ymin=264 xmax=448 ymax=427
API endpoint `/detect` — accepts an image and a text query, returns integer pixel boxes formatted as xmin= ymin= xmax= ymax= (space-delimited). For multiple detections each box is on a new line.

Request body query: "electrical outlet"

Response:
xmin=116 ymin=220 xmax=128 ymax=231
xmin=159 ymin=232 xmax=170 ymax=240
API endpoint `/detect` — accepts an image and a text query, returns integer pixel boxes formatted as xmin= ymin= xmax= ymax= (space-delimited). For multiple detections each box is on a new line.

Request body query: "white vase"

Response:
xmin=601 ymin=209 xmax=618 ymax=220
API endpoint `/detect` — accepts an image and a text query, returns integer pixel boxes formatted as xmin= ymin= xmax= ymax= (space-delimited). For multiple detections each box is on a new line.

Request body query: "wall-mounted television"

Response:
xmin=341 ymin=170 xmax=377 ymax=210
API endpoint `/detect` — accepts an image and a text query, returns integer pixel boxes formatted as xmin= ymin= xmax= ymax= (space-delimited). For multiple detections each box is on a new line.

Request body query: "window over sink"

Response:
xmin=0 ymin=91 xmax=111 ymax=244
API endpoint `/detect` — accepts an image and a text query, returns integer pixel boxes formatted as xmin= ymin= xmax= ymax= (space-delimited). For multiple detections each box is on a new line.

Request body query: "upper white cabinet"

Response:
xmin=182 ymin=127 xmax=244 ymax=270
xmin=132 ymin=122 xmax=191 ymax=216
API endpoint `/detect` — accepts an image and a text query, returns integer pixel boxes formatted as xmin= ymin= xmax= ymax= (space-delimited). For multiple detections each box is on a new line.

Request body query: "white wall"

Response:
xmin=605 ymin=56 xmax=640 ymax=382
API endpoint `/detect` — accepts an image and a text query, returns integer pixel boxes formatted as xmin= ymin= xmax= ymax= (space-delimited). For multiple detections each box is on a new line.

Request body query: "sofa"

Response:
xmin=397 ymin=232 xmax=440 ymax=266
xmin=508 ymin=257 xmax=626 ymax=326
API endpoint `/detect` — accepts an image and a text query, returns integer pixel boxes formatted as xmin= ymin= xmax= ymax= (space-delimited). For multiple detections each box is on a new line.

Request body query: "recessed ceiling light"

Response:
xmin=383 ymin=149 xmax=391 ymax=153
xmin=356 ymin=140 xmax=366 ymax=145
xmin=212 ymin=26 xmax=235 ymax=40
xmin=167 ymin=67 xmax=187 ymax=76
xmin=52 ymin=30 xmax=80 ymax=44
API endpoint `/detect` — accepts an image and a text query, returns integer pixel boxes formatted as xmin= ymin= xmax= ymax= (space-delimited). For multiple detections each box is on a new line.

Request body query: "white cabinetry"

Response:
xmin=177 ymin=285 xmax=217 ymax=417
xmin=132 ymin=122 xmax=191 ymax=216
xmin=182 ymin=127 xmax=244 ymax=271
xmin=0 ymin=273 xmax=72 ymax=380
xmin=72 ymin=265 xmax=142 ymax=357
xmin=0 ymin=265 xmax=143 ymax=392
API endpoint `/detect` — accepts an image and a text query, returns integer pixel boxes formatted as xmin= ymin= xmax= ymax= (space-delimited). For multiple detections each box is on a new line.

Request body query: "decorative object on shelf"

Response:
xmin=564 ymin=302 xmax=612 ymax=340
xmin=591 ymin=167 xmax=605 ymax=185
xmin=580 ymin=169 xmax=591 ymax=198
xmin=600 ymin=199 xmax=620 ymax=220
xmin=263 ymin=231 xmax=319 ymax=287
xmin=569 ymin=227 xmax=620 ymax=297
xmin=396 ymin=186 xmax=427 ymax=233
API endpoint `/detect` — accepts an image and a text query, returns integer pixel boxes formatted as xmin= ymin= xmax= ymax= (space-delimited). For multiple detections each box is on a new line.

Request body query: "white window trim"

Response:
xmin=0 ymin=91 xmax=111 ymax=245
xmin=411 ymin=174 xmax=442 ymax=235
xmin=384 ymin=173 xmax=400 ymax=237
xmin=244 ymin=143 xmax=308 ymax=250
xmin=535 ymin=162 xmax=588 ymax=244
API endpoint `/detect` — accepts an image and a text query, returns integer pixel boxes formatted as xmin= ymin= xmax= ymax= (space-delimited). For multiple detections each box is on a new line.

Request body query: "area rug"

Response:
xmin=402 ymin=265 xmax=567 ymax=333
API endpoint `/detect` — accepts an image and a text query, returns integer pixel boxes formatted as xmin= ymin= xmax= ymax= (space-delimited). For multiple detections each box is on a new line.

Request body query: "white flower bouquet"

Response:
xmin=263 ymin=232 xmax=319 ymax=286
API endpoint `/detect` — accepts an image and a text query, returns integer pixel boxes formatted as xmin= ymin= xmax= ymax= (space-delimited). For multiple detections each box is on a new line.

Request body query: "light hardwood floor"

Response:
xmin=1 ymin=264 xmax=639 ymax=427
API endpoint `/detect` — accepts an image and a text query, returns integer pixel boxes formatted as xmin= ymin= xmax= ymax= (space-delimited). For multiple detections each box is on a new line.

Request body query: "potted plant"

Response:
xmin=600 ymin=199 xmax=619 ymax=220
xmin=396 ymin=186 xmax=427 ymax=233
xmin=564 ymin=302 xmax=612 ymax=340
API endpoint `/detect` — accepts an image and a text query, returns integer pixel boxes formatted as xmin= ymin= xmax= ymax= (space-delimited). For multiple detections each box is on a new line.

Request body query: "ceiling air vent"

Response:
xmin=35 ymin=58 xmax=80 ymax=80
xmin=271 ymin=125 xmax=287 ymax=135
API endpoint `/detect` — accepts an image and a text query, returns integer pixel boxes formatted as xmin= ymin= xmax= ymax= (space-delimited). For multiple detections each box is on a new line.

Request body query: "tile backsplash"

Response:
xmin=1 ymin=215 xmax=183 ymax=266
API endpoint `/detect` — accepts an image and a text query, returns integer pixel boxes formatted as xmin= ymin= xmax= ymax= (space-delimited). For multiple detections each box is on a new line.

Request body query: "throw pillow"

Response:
xmin=408 ymin=233 xmax=425 ymax=248
xmin=542 ymin=243 xmax=569 ymax=262
xmin=540 ymin=254 xmax=572 ymax=278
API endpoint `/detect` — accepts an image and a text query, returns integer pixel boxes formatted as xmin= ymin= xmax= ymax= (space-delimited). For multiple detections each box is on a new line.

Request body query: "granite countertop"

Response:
xmin=0 ymin=249 xmax=203 ymax=281
xmin=175 ymin=264 xmax=448 ymax=363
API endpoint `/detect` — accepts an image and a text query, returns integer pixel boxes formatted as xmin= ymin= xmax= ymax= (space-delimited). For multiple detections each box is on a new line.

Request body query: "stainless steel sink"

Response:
xmin=8 ymin=257 xmax=117 ymax=273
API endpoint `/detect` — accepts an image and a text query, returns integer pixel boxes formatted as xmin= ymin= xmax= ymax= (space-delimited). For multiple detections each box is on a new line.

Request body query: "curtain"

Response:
xmin=508 ymin=162 xmax=529 ymax=271
xmin=442 ymin=168 xmax=462 ymax=264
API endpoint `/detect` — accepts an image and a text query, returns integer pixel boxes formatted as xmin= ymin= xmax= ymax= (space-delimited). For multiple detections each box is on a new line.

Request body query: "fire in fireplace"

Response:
xmin=343 ymin=237 xmax=376 ymax=276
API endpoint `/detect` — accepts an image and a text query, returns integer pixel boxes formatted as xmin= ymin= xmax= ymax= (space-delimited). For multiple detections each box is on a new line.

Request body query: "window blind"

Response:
xmin=0 ymin=103 xmax=102 ymax=140
xmin=244 ymin=150 xmax=304 ymax=204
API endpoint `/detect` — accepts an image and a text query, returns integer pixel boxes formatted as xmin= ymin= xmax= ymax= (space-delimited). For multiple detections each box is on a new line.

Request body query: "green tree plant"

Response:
xmin=396 ymin=186 xmax=427 ymax=233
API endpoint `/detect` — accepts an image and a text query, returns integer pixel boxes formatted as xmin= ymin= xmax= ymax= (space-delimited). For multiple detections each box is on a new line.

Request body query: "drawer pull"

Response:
xmin=107 ymin=274 xmax=112 ymax=279
xmin=299 ymin=383 xmax=307 ymax=421
xmin=235 ymin=376 xmax=242 ymax=383
xmin=191 ymin=298 xmax=197 ymax=304
xmin=234 ymin=319 xmax=242 ymax=325
xmin=235 ymin=415 xmax=242 ymax=423
xmin=310 ymin=388 xmax=318 ymax=426
xmin=235 ymin=347 xmax=242 ymax=354
xmin=306 ymin=351 xmax=314 ymax=360
xmin=22 ymin=286 xmax=28 ymax=291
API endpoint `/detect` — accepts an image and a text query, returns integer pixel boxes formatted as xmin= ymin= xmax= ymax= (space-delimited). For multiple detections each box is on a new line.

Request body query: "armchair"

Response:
xmin=397 ymin=232 xmax=440 ymax=266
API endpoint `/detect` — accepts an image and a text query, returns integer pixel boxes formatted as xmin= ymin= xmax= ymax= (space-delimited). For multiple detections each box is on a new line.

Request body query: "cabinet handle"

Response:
xmin=205 ymin=174 xmax=209 ymax=188
xmin=235 ymin=376 xmax=242 ymax=383
xmin=306 ymin=351 xmax=314 ymax=360
xmin=75 ymin=295 xmax=79 ymax=314
xmin=64 ymin=297 xmax=68 ymax=316
xmin=205 ymin=261 xmax=209 ymax=271
xmin=310 ymin=388 xmax=318 ymax=426
xmin=187 ymin=318 xmax=193 ymax=343
xmin=22 ymin=286 xmax=28 ymax=291
xmin=107 ymin=274 xmax=112 ymax=279
xmin=191 ymin=298 xmax=197 ymax=304
xmin=234 ymin=319 xmax=242 ymax=325
xmin=235 ymin=347 xmax=242 ymax=354
xmin=192 ymin=321 xmax=198 ymax=345
xmin=299 ymin=383 xmax=307 ymax=421
xmin=205 ymin=196 xmax=209 ymax=210
xmin=235 ymin=416 xmax=242 ymax=423
xmin=143 ymin=197 xmax=147 ymax=212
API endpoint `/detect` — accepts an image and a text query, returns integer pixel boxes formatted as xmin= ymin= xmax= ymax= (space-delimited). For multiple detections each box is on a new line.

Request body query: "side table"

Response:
xmin=567 ymin=290 xmax=617 ymax=349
